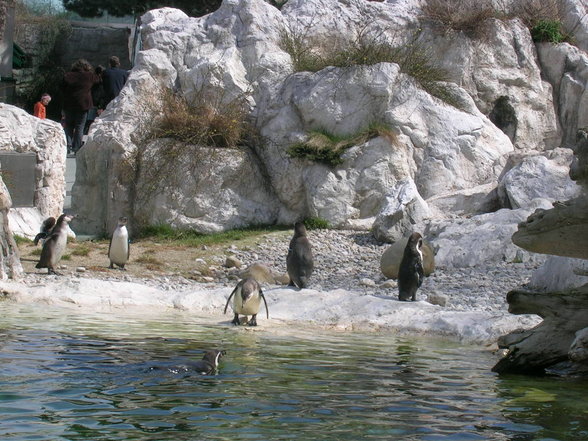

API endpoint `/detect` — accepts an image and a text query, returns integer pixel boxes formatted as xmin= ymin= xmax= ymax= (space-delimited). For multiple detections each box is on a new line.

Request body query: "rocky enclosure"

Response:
xmin=71 ymin=0 xmax=587 ymax=270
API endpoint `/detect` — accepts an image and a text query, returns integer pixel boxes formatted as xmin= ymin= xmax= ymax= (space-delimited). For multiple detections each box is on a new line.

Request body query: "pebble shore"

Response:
xmin=20 ymin=229 xmax=544 ymax=314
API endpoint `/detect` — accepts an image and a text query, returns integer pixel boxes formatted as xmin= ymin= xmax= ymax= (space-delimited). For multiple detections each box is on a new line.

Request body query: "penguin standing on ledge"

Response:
xmin=224 ymin=278 xmax=269 ymax=326
xmin=398 ymin=232 xmax=425 ymax=302
xmin=35 ymin=214 xmax=74 ymax=275
xmin=286 ymin=222 xmax=314 ymax=289
xmin=108 ymin=216 xmax=130 ymax=270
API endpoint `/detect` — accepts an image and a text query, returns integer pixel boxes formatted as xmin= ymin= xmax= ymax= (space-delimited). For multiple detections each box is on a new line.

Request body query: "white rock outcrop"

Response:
xmin=68 ymin=0 xmax=587 ymax=272
xmin=0 ymin=103 xmax=66 ymax=238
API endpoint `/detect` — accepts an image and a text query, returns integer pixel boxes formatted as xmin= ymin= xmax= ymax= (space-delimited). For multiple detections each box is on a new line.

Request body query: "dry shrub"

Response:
xmin=288 ymin=123 xmax=398 ymax=166
xmin=420 ymin=0 xmax=498 ymax=35
xmin=508 ymin=0 xmax=564 ymax=27
xmin=152 ymin=88 xmax=251 ymax=149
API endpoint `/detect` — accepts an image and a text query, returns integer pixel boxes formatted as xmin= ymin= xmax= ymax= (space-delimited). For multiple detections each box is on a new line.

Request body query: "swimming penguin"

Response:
xmin=108 ymin=216 xmax=130 ymax=270
xmin=398 ymin=232 xmax=425 ymax=301
xmin=187 ymin=350 xmax=226 ymax=375
xmin=35 ymin=213 xmax=74 ymax=275
xmin=286 ymin=222 xmax=314 ymax=289
xmin=224 ymin=278 xmax=269 ymax=326
xmin=33 ymin=216 xmax=56 ymax=246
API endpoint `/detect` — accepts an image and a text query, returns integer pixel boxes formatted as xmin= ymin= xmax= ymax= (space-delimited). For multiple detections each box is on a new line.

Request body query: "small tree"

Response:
xmin=61 ymin=0 xmax=222 ymax=18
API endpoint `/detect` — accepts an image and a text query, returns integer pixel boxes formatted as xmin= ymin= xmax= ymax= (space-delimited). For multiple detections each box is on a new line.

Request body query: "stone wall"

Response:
xmin=0 ymin=103 xmax=66 ymax=238
xmin=0 ymin=175 xmax=22 ymax=280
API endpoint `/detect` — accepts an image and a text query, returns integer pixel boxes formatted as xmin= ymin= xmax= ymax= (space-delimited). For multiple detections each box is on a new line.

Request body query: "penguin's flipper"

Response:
xmin=223 ymin=286 xmax=238 ymax=314
xmin=260 ymin=288 xmax=269 ymax=319
xmin=33 ymin=232 xmax=47 ymax=246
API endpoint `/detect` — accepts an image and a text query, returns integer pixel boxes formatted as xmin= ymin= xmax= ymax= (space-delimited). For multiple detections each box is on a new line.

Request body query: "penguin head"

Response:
xmin=294 ymin=222 xmax=307 ymax=237
xmin=202 ymin=349 xmax=226 ymax=368
xmin=408 ymin=232 xmax=423 ymax=250
xmin=240 ymin=278 xmax=260 ymax=304
xmin=118 ymin=216 xmax=128 ymax=226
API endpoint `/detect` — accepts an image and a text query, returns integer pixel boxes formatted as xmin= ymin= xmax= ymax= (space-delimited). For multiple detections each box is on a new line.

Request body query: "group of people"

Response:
xmin=33 ymin=56 xmax=129 ymax=155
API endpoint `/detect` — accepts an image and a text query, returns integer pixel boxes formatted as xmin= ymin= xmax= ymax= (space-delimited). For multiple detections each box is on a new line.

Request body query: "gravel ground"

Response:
xmin=19 ymin=229 xmax=544 ymax=313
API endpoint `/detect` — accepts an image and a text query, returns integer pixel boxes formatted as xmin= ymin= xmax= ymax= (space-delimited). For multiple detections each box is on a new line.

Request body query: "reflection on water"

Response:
xmin=1 ymin=302 xmax=587 ymax=440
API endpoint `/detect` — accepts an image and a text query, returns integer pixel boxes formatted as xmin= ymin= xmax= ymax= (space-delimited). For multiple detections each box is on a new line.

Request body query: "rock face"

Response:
xmin=68 ymin=0 xmax=588 ymax=274
xmin=495 ymin=129 xmax=588 ymax=375
xmin=0 ymin=103 xmax=66 ymax=238
xmin=0 ymin=177 xmax=22 ymax=279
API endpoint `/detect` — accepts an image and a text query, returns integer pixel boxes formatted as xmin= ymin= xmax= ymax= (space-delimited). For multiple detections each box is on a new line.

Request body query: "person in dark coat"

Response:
xmin=61 ymin=58 xmax=101 ymax=154
xmin=102 ymin=55 xmax=129 ymax=106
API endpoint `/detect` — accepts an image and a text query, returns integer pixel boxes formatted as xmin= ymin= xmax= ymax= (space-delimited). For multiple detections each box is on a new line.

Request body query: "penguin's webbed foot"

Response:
xmin=247 ymin=315 xmax=258 ymax=327
xmin=48 ymin=268 xmax=61 ymax=276
xmin=231 ymin=314 xmax=240 ymax=326
xmin=109 ymin=262 xmax=114 ymax=269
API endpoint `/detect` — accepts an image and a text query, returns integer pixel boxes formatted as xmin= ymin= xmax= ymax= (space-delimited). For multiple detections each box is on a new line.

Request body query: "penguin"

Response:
xmin=33 ymin=216 xmax=56 ymax=246
xmin=286 ymin=222 xmax=314 ymax=289
xmin=224 ymin=278 xmax=269 ymax=326
xmin=108 ymin=216 xmax=130 ymax=270
xmin=35 ymin=214 xmax=74 ymax=275
xmin=398 ymin=232 xmax=425 ymax=301
xmin=186 ymin=350 xmax=226 ymax=375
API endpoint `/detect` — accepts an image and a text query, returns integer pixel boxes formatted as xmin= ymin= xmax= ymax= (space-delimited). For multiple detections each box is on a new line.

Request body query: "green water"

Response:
xmin=1 ymin=302 xmax=587 ymax=441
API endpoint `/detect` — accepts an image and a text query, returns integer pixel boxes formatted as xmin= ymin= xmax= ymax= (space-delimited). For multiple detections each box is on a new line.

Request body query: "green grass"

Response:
xmin=136 ymin=224 xmax=289 ymax=247
xmin=14 ymin=235 xmax=32 ymax=245
xmin=531 ymin=20 xmax=568 ymax=43
xmin=71 ymin=244 xmax=91 ymax=257
xmin=303 ymin=217 xmax=330 ymax=230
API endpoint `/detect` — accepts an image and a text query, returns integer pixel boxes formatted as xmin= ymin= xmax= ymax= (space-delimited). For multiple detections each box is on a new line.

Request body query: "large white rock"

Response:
xmin=426 ymin=205 xmax=551 ymax=268
xmin=497 ymin=149 xmax=580 ymax=209
xmin=537 ymin=43 xmax=588 ymax=147
xmin=528 ymin=256 xmax=588 ymax=292
xmin=0 ymin=103 xmax=66 ymax=238
xmin=420 ymin=18 xmax=559 ymax=150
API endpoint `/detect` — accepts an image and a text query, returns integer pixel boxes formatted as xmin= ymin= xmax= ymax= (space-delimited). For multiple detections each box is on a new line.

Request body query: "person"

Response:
xmin=84 ymin=65 xmax=105 ymax=135
xmin=33 ymin=93 xmax=51 ymax=119
xmin=102 ymin=55 xmax=129 ymax=106
xmin=61 ymin=58 xmax=101 ymax=155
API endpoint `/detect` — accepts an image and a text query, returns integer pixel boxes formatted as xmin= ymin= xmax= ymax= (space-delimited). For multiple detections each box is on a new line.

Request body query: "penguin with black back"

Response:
xmin=286 ymin=221 xmax=314 ymax=289
xmin=398 ymin=232 xmax=425 ymax=301
xmin=35 ymin=214 xmax=74 ymax=275
xmin=224 ymin=278 xmax=269 ymax=326
xmin=33 ymin=216 xmax=56 ymax=246
xmin=187 ymin=350 xmax=226 ymax=375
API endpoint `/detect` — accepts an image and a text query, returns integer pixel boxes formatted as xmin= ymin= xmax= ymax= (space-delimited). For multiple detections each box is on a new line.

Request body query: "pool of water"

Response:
xmin=1 ymin=302 xmax=587 ymax=441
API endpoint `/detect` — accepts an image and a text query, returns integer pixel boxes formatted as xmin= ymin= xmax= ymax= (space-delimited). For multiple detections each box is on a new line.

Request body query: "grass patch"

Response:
xmin=280 ymin=27 xmax=456 ymax=106
xmin=287 ymin=123 xmax=397 ymax=166
xmin=303 ymin=217 xmax=330 ymax=230
xmin=135 ymin=255 xmax=163 ymax=266
xmin=135 ymin=224 xmax=288 ymax=248
xmin=70 ymin=243 xmax=91 ymax=257
xmin=29 ymin=248 xmax=42 ymax=256
xmin=13 ymin=235 xmax=32 ymax=245
xmin=419 ymin=0 xmax=497 ymax=35
xmin=61 ymin=254 xmax=71 ymax=261
xmin=530 ymin=20 xmax=568 ymax=43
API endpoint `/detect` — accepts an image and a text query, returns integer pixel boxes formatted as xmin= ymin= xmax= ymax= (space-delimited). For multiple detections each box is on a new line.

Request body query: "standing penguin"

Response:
xmin=224 ymin=278 xmax=269 ymax=326
xmin=398 ymin=232 xmax=425 ymax=301
xmin=286 ymin=222 xmax=314 ymax=289
xmin=35 ymin=214 xmax=74 ymax=275
xmin=108 ymin=216 xmax=130 ymax=270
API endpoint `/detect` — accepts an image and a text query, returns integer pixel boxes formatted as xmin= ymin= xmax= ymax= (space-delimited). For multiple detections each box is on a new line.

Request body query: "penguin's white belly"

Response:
xmin=51 ymin=235 xmax=68 ymax=265
xmin=234 ymin=294 xmax=261 ymax=315
xmin=109 ymin=230 xmax=129 ymax=264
